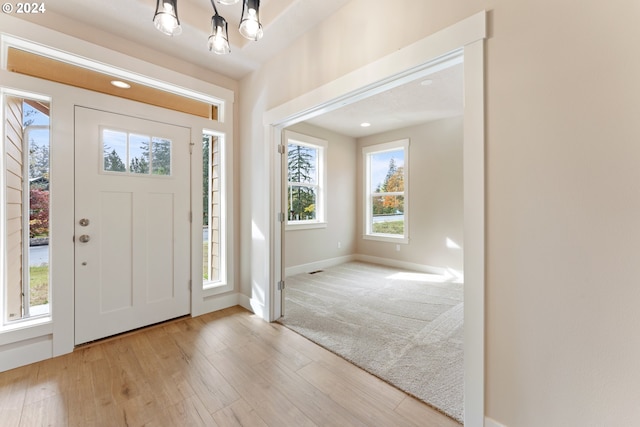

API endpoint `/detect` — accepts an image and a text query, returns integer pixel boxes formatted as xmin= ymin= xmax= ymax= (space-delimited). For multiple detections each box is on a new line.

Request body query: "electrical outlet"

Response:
xmin=396 ymin=244 xmax=401 ymax=251
xmin=337 ymin=241 xmax=342 ymax=249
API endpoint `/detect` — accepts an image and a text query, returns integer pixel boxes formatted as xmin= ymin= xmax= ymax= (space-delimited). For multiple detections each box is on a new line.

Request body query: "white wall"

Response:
xmin=284 ymin=122 xmax=357 ymax=270
xmin=356 ymin=117 xmax=463 ymax=272
xmin=239 ymin=1 xmax=640 ymax=426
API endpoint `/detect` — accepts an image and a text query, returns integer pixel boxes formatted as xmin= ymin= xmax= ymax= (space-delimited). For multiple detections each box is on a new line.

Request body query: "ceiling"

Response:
xmin=13 ymin=0 xmax=462 ymax=138
xmin=18 ymin=0 xmax=351 ymax=80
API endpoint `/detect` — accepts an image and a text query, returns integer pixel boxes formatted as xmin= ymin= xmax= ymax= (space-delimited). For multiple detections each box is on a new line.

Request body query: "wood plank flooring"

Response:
xmin=0 ymin=306 xmax=462 ymax=427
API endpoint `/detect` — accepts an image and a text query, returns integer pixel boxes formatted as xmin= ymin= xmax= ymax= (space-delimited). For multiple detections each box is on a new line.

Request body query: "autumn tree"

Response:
xmin=29 ymin=188 xmax=49 ymax=237
xmin=373 ymin=158 xmax=404 ymax=215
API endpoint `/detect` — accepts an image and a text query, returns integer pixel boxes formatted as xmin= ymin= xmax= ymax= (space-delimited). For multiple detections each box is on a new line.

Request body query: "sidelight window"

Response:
xmin=2 ymin=91 xmax=51 ymax=323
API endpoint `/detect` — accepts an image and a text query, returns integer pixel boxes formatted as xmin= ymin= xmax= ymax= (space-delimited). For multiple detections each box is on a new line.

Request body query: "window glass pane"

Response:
xmin=370 ymin=149 xmax=404 ymax=193
xmin=3 ymin=95 xmax=51 ymax=322
xmin=103 ymin=130 xmax=127 ymax=172
xmin=203 ymin=134 xmax=220 ymax=286
xmin=129 ymin=133 xmax=150 ymax=174
xmin=288 ymin=144 xmax=317 ymax=184
xmin=289 ymin=185 xmax=317 ymax=221
xmin=371 ymin=195 xmax=404 ymax=235
xmin=151 ymin=137 xmax=171 ymax=175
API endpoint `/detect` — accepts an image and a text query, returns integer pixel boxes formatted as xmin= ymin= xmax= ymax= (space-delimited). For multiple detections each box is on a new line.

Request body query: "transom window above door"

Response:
xmin=101 ymin=128 xmax=172 ymax=176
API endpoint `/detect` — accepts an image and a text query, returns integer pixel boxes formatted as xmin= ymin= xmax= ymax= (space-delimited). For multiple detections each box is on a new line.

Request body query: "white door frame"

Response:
xmin=264 ymin=11 xmax=486 ymax=426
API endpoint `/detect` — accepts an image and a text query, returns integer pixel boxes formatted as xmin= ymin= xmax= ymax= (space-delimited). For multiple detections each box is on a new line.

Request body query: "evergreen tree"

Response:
xmin=104 ymin=147 xmax=126 ymax=172
xmin=287 ymin=144 xmax=316 ymax=220
xmin=152 ymin=138 xmax=171 ymax=175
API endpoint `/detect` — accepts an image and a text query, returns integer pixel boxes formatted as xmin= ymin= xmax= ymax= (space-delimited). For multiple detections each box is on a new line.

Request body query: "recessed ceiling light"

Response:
xmin=420 ymin=79 xmax=433 ymax=86
xmin=360 ymin=122 xmax=371 ymax=128
xmin=110 ymin=80 xmax=131 ymax=89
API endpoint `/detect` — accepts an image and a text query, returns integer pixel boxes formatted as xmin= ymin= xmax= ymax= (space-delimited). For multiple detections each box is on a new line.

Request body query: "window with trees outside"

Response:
xmin=102 ymin=129 xmax=171 ymax=176
xmin=2 ymin=92 xmax=51 ymax=323
xmin=363 ymin=139 xmax=409 ymax=243
xmin=286 ymin=131 xmax=327 ymax=228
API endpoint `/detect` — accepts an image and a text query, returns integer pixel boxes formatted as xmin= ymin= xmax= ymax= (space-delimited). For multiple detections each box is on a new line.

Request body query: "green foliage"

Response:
xmin=30 ymin=265 xmax=49 ymax=306
xmin=130 ymin=156 xmax=149 ymax=173
xmin=151 ymin=138 xmax=171 ymax=175
xmin=104 ymin=147 xmax=126 ymax=172
xmin=288 ymin=144 xmax=317 ymax=220
xmin=372 ymin=220 xmax=404 ymax=234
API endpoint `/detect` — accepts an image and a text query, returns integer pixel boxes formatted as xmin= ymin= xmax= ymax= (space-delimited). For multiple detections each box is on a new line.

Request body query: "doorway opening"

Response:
xmin=265 ymin=11 xmax=486 ymax=425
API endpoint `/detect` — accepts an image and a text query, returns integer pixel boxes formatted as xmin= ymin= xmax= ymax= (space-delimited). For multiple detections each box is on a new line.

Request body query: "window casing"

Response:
xmin=363 ymin=139 xmax=409 ymax=243
xmin=285 ymin=131 xmax=327 ymax=229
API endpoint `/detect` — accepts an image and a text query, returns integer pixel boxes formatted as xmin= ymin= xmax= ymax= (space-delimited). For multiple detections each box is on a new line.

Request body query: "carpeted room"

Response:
xmin=280 ymin=111 xmax=464 ymax=422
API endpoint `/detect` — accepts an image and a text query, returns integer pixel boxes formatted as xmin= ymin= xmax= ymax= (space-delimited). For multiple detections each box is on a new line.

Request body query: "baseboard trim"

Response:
xmin=285 ymin=254 xmax=463 ymax=282
xmin=0 ymin=334 xmax=52 ymax=372
xmin=285 ymin=255 xmax=357 ymax=277
xmin=485 ymin=416 xmax=508 ymax=427
xmin=353 ymin=254 xmax=453 ymax=277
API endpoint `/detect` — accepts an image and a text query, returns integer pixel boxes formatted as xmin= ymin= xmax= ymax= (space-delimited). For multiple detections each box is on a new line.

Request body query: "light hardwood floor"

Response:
xmin=0 ymin=306 xmax=462 ymax=427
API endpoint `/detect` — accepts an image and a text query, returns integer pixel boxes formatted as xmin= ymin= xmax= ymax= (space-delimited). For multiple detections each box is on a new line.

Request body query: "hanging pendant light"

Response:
xmin=153 ymin=0 xmax=182 ymax=36
xmin=239 ymin=0 xmax=263 ymax=41
xmin=153 ymin=0 xmax=264 ymax=51
xmin=208 ymin=3 xmax=231 ymax=55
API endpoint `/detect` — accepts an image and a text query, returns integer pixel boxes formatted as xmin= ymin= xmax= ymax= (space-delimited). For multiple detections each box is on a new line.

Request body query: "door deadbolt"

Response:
xmin=79 ymin=218 xmax=90 ymax=227
xmin=78 ymin=234 xmax=90 ymax=243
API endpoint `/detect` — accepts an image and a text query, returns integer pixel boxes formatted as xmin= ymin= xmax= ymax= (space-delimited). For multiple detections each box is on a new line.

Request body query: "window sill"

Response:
xmin=286 ymin=222 xmax=327 ymax=231
xmin=203 ymin=281 xmax=233 ymax=297
xmin=363 ymin=234 xmax=409 ymax=244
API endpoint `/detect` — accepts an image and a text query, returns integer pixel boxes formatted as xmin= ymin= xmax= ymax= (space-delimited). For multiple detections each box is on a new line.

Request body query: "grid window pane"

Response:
xmin=289 ymin=185 xmax=317 ymax=221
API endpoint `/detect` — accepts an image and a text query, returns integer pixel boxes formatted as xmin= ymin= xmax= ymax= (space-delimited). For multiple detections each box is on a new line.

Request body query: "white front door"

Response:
xmin=74 ymin=106 xmax=191 ymax=345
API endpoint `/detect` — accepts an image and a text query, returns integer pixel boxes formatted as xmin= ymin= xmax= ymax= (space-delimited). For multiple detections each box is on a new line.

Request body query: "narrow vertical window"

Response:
xmin=363 ymin=139 xmax=409 ymax=242
xmin=285 ymin=131 xmax=327 ymax=228
xmin=202 ymin=133 xmax=222 ymax=286
xmin=2 ymin=93 xmax=51 ymax=322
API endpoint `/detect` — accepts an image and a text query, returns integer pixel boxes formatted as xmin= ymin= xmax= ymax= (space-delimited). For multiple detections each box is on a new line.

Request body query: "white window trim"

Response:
xmin=363 ymin=138 xmax=410 ymax=244
xmin=284 ymin=130 xmax=327 ymax=231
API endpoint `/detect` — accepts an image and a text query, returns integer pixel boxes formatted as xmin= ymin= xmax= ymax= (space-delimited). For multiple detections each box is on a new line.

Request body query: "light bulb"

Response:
xmin=239 ymin=9 xmax=263 ymax=40
xmin=208 ymin=28 xmax=230 ymax=54
xmin=153 ymin=1 xmax=182 ymax=36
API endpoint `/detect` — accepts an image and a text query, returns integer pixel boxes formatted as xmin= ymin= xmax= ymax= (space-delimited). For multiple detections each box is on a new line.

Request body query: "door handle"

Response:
xmin=78 ymin=234 xmax=90 ymax=243
xmin=79 ymin=218 xmax=90 ymax=227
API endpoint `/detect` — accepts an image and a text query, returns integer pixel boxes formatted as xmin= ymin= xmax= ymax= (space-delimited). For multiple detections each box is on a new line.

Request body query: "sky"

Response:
xmin=370 ymin=148 xmax=404 ymax=192
xmin=24 ymin=103 xmax=50 ymax=150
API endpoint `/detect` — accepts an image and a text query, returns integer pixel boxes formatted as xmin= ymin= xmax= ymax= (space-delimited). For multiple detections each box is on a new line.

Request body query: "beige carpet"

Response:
xmin=279 ymin=261 xmax=463 ymax=423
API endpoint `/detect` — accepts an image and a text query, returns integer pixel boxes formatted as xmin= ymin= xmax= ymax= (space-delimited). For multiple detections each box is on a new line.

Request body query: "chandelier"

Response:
xmin=153 ymin=0 xmax=263 ymax=55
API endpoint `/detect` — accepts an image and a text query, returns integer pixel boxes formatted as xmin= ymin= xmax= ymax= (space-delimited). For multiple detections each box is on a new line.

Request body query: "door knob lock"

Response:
xmin=78 ymin=234 xmax=90 ymax=243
